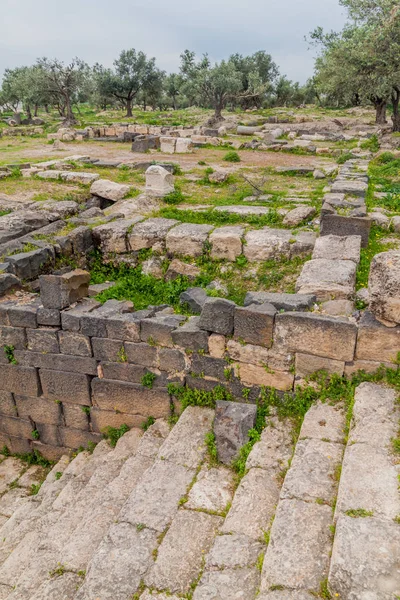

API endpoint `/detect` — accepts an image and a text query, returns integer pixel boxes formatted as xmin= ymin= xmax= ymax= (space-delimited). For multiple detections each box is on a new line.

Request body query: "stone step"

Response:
xmin=328 ymin=383 xmax=400 ymax=597
xmin=74 ymin=406 xmax=214 ymax=600
xmin=193 ymin=415 xmax=293 ymax=600
xmin=0 ymin=430 xmax=143 ymax=598
xmin=260 ymin=402 xmax=345 ymax=596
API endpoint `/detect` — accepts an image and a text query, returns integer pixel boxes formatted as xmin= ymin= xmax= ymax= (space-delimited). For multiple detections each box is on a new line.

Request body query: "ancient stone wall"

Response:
xmin=0 ymin=277 xmax=398 ymax=461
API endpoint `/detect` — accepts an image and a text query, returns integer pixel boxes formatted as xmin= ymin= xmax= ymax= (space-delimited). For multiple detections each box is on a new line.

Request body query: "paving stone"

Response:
xmin=199 ymin=298 xmax=235 ymax=335
xmin=261 ymin=499 xmax=332 ymax=592
xmin=221 ymin=468 xmax=280 ymax=540
xmin=331 ymin=179 xmax=368 ymax=196
xmin=296 ymin=258 xmax=356 ymax=300
xmin=244 ymin=291 xmax=315 ymax=311
xmin=257 ymin=592 xmax=316 ymax=600
xmin=145 ymin=510 xmax=222 ymax=594
xmin=193 ymin=568 xmax=259 ymax=600
xmin=140 ymin=592 xmax=181 ymax=600
xmin=274 ymin=312 xmax=357 ymax=362
xmin=246 ymin=418 xmax=293 ymax=471
xmin=157 ymin=406 xmax=214 ymax=469
xmin=166 ymin=223 xmax=213 ymax=257
xmin=244 ymin=227 xmax=292 ymax=261
xmin=119 ymin=460 xmax=195 ymax=532
xmin=214 ymin=401 xmax=257 ymax=465
xmin=312 ymin=234 xmax=361 ymax=263
xmin=281 ymin=438 xmax=343 ymax=503
xmin=185 ymin=465 xmax=234 ymax=513
xmin=75 ymin=524 xmax=157 ymax=600
xmin=209 ymin=226 xmax=244 ymax=261
xmin=295 ymin=352 xmax=345 ymax=377
xmin=128 ymin=217 xmax=178 ymax=251
xmin=329 ymin=516 xmax=400 ymax=599
xmin=29 ymin=572 xmax=82 ymax=600
xmin=300 ymin=402 xmax=345 ymax=443
xmin=369 ymin=250 xmax=400 ymax=326
xmin=234 ymin=303 xmax=276 ymax=347
xmin=205 ymin=533 xmax=263 ymax=569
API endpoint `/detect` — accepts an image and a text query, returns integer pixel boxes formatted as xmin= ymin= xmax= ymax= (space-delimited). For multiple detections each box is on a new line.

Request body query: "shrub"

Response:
xmin=223 ymin=151 xmax=241 ymax=163
xmin=163 ymin=189 xmax=185 ymax=205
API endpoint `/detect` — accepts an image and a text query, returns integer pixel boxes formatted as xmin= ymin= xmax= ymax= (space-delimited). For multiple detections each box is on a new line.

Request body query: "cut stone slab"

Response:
xmin=214 ymin=205 xmax=270 ymax=216
xmin=171 ymin=316 xmax=209 ymax=351
xmin=312 ymin=234 xmax=361 ymax=264
xmin=356 ymin=310 xmax=400 ymax=363
xmin=281 ymin=438 xmax=343 ymax=503
xmin=30 ymin=573 xmax=82 ymax=600
xmin=74 ymin=523 xmax=157 ymax=600
xmin=128 ymin=217 xmax=178 ymax=251
xmin=185 ymin=465 xmax=234 ymax=513
xmin=39 ymin=269 xmax=90 ymax=309
xmin=295 ymin=353 xmax=345 ymax=377
xmin=145 ymin=165 xmax=174 ymax=197
xmin=258 ymin=592 xmax=316 ymax=600
xmin=205 ymin=533 xmax=263 ymax=569
xmin=321 ymin=299 xmax=354 ymax=316
xmin=199 ymin=297 xmax=236 ymax=335
xmin=329 ymin=516 xmax=400 ymax=598
xmin=331 ymin=179 xmax=368 ymax=196
xmin=209 ymin=226 xmax=244 ymax=261
xmin=320 ymin=214 xmax=371 ymax=248
xmin=179 ymin=287 xmax=208 ymax=314
xmin=283 ymin=206 xmax=316 ymax=227
xmin=193 ymin=568 xmax=259 ymax=600
xmin=244 ymin=228 xmax=292 ymax=261
xmin=261 ymin=499 xmax=332 ymax=592
xmin=90 ymin=179 xmax=130 ymax=202
xmin=221 ymin=468 xmax=280 ymax=540
xmin=296 ymin=258 xmax=356 ymax=300
xmin=246 ymin=418 xmax=293 ymax=472
xmin=165 ymin=259 xmax=201 ymax=281
xmin=244 ymin=291 xmax=316 ymax=311
xmin=299 ymin=402 xmax=345 ymax=443
xmin=214 ymin=400 xmax=257 ymax=465
xmin=93 ymin=217 xmax=144 ymax=254
xmin=166 ymin=223 xmax=214 ymax=257
xmin=145 ymin=510 xmax=222 ymax=594
xmin=369 ymin=250 xmax=400 ymax=326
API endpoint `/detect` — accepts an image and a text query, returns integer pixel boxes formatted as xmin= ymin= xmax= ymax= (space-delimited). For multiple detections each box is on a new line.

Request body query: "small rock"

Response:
xmin=180 ymin=287 xmax=208 ymax=314
xmin=283 ymin=206 xmax=316 ymax=227
xmin=214 ymin=400 xmax=257 ymax=465
xmin=165 ymin=259 xmax=201 ymax=282
xmin=313 ymin=169 xmax=326 ymax=179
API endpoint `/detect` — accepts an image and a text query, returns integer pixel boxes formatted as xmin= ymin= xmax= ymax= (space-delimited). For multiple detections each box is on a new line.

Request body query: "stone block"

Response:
xmin=175 ymin=138 xmax=193 ymax=153
xmin=61 ymin=299 xmax=101 ymax=331
xmin=39 ymin=369 xmax=91 ymax=405
xmin=66 ymin=225 xmax=94 ymax=255
xmin=274 ymin=312 xmax=357 ymax=361
xmin=193 ymin=569 xmax=259 ymax=600
xmin=186 ymin=466 xmax=235 ymax=514
xmin=199 ymin=298 xmax=235 ymax=335
xmin=91 ymin=378 xmax=170 ymax=417
xmin=234 ymin=303 xmax=276 ymax=347
xmin=0 ymin=274 xmax=20 ymax=296
xmin=158 ymin=347 xmax=187 ymax=372
xmin=62 ymin=403 xmax=89 ymax=430
xmin=209 ymin=226 xmax=244 ymax=261
xmin=191 ymin=353 xmax=229 ymax=380
xmin=140 ymin=315 xmax=186 ymax=347
xmin=0 ymin=391 xmax=17 ymax=417
xmin=0 ymin=325 xmax=27 ymax=349
xmin=208 ymin=333 xmax=226 ymax=358
xmin=128 ymin=218 xmax=178 ymax=251
xmin=165 ymin=259 xmax=201 ymax=281
xmin=356 ymin=311 xmax=400 ymax=363
xmin=244 ymin=228 xmax=292 ymax=261
xmin=234 ymin=362 xmax=294 ymax=391
xmin=312 ymin=234 xmax=361 ymax=263
xmin=320 ymin=215 xmax=371 ymax=248
xmin=7 ymin=301 xmax=38 ymax=328
xmin=369 ymin=250 xmax=400 ymax=326
xmin=58 ymin=428 xmax=102 ymax=450
xmin=92 ymin=337 xmax=125 ymax=362
xmin=35 ymin=422 xmax=60 ymax=446
xmin=7 ymin=247 xmax=54 ymax=280
xmin=40 ymin=269 xmax=90 ymax=309
xmin=179 ymin=287 xmax=207 ymax=314
xmin=300 ymin=402 xmax=345 ymax=443
xmin=15 ymin=350 xmax=97 ymax=375
xmin=90 ymin=179 xmax=130 ymax=202
xmin=92 ymin=218 xmax=143 ymax=254
xmin=0 ymin=415 xmax=34 ymax=439
xmin=227 ymin=339 xmax=292 ymax=371
xmin=90 ymin=408 xmax=146 ymax=432
xmin=159 ymin=137 xmax=177 ymax=155
xmin=26 ymin=328 xmax=59 ymax=354
xmin=171 ymin=316 xmax=209 ymax=351
xmin=214 ymin=400 xmax=257 ymax=464
xmin=296 ymin=258 xmax=356 ymax=300
xmin=244 ymin=291 xmax=316 ymax=312
xmin=283 ymin=205 xmax=316 ymax=227
xmin=37 ymin=307 xmax=60 ymax=327
xmin=331 ymin=179 xmax=368 ymax=196
xmin=145 ymin=165 xmax=174 ymax=196
xmin=124 ymin=342 xmax=158 ymax=367
xmin=100 ymin=362 xmax=146 ymax=383
xmin=295 ymin=353 xmax=344 ymax=377
xmin=58 ymin=331 xmax=92 ymax=357
xmin=0 ymin=365 xmax=40 ymax=396
xmin=166 ymin=223 xmax=213 ymax=257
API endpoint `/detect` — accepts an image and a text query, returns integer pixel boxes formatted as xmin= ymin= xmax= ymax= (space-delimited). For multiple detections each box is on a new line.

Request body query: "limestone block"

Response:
xmin=296 ymin=258 xmax=356 ymax=300
xmin=128 ymin=217 xmax=178 ymax=251
xmin=186 ymin=465 xmax=234 ymax=512
xmin=369 ymin=250 xmax=400 ymax=325
xmin=244 ymin=228 xmax=292 ymax=261
xmin=234 ymin=363 xmax=294 ymax=391
xmin=295 ymin=353 xmax=345 ymax=377
xmin=160 ymin=136 xmax=176 ymax=154
xmin=93 ymin=218 xmax=143 ymax=254
xmin=145 ymin=165 xmax=174 ymax=197
xmin=90 ymin=179 xmax=130 ymax=202
xmin=283 ymin=206 xmax=316 ymax=227
xmin=166 ymin=223 xmax=213 ymax=257
xmin=312 ymin=234 xmax=361 ymax=263
xmin=175 ymin=137 xmax=193 ymax=153
xmin=209 ymin=226 xmax=244 ymax=261
xmin=356 ymin=310 xmax=400 ymax=363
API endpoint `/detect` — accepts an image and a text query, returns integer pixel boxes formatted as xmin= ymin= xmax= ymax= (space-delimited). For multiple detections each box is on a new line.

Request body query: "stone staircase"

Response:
xmin=0 ymin=383 xmax=398 ymax=599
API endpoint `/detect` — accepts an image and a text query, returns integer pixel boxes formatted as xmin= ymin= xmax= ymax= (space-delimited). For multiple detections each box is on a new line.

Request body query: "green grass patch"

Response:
xmin=223 ymin=151 xmax=241 ymax=162
xmin=158 ymin=206 xmax=282 ymax=228
xmin=102 ymin=424 xmax=130 ymax=448
xmin=356 ymin=225 xmax=399 ymax=289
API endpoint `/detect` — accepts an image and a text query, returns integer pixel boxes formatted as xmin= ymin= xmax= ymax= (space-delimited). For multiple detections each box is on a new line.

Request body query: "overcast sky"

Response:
xmin=0 ymin=0 xmax=347 ymax=83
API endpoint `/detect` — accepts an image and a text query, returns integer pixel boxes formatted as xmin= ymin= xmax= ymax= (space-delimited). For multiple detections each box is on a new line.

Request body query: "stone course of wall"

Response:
xmin=0 ymin=280 xmax=398 ymax=460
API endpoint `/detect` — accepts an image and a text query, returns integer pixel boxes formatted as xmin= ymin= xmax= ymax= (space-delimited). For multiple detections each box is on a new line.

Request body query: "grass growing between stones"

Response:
xmin=102 ymin=423 xmax=130 ymax=447
xmin=356 ymin=225 xmax=399 ymax=290
xmin=158 ymin=206 xmax=282 ymax=227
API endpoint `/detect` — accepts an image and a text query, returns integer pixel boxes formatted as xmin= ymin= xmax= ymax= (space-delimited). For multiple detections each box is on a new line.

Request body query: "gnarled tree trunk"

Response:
xmin=392 ymin=88 xmax=400 ymax=132
xmin=371 ymin=97 xmax=387 ymax=124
